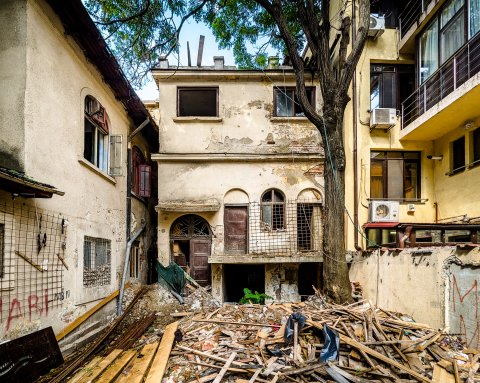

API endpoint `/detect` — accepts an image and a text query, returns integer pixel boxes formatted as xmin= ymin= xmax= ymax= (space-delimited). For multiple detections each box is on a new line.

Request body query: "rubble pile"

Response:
xmin=160 ymin=295 xmax=480 ymax=383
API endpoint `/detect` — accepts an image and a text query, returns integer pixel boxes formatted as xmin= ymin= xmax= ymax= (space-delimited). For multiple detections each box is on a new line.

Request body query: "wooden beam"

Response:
xmin=144 ymin=321 xmax=179 ymax=383
xmin=56 ymin=287 xmax=125 ymax=341
xmin=116 ymin=342 xmax=159 ymax=383
xmin=212 ymin=351 xmax=237 ymax=383
xmin=96 ymin=350 xmax=136 ymax=383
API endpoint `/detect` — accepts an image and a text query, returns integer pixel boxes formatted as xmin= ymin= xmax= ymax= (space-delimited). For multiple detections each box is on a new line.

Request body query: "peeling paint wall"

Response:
xmin=0 ymin=0 xmax=152 ymax=339
xmin=350 ymin=247 xmax=480 ymax=346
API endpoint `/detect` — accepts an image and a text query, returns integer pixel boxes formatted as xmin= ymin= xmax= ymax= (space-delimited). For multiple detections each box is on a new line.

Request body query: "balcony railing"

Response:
xmin=401 ymin=33 xmax=480 ymax=129
xmin=399 ymin=0 xmax=433 ymax=39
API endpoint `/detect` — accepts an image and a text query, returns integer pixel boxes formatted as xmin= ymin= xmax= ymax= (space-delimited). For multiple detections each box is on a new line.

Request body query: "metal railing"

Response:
xmin=399 ymin=0 xmax=426 ymax=39
xmin=401 ymin=33 xmax=480 ymax=129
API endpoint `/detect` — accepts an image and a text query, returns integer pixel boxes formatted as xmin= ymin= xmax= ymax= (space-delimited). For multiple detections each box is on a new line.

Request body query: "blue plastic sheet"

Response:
xmin=319 ymin=325 xmax=340 ymax=363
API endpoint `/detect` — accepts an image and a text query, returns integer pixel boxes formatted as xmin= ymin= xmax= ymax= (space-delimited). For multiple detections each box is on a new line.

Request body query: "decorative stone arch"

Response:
xmin=170 ymin=214 xmax=212 ymax=286
xmin=224 ymin=188 xmax=250 ymax=204
xmin=297 ymin=188 xmax=323 ymax=203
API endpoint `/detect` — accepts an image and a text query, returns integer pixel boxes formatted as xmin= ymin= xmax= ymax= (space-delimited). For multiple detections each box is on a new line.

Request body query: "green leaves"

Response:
xmin=239 ymin=288 xmax=273 ymax=304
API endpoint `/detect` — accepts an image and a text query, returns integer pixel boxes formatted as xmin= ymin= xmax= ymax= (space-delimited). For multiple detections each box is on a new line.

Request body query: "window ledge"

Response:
xmin=446 ymin=167 xmax=466 ymax=176
xmin=270 ymin=116 xmax=310 ymax=122
xmin=467 ymin=160 xmax=480 ymax=169
xmin=172 ymin=116 xmax=223 ymax=123
xmin=78 ymin=158 xmax=116 ymax=185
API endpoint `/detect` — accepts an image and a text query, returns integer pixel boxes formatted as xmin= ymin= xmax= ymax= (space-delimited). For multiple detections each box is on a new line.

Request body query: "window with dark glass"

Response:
xmin=177 ymin=87 xmax=218 ymax=117
xmin=370 ymin=151 xmax=421 ymax=200
xmin=370 ymin=65 xmax=415 ymax=110
xmin=472 ymin=128 xmax=480 ymax=164
xmin=261 ymin=189 xmax=285 ymax=230
xmin=451 ymin=136 xmax=466 ymax=172
xmin=274 ymin=87 xmax=315 ymax=117
xmin=132 ymin=146 xmax=151 ymax=198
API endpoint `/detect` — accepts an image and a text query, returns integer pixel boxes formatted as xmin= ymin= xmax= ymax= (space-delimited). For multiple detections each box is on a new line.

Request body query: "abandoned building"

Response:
xmin=150 ymin=58 xmax=325 ymax=303
xmin=0 ymin=0 xmax=158 ymax=343
xmin=345 ymin=0 xmax=480 ymax=350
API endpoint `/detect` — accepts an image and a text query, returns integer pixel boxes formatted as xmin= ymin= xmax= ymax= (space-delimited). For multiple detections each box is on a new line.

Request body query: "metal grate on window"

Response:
xmin=249 ymin=200 xmax=322 ymax=256
xmin=0 ymin=224 xmax=4 ymax=279
xmin=83 ymin=237 xmax=111 ymax=287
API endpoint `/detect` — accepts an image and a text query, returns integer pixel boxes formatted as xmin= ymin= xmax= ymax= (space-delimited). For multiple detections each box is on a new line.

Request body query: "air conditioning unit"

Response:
xmin=369 ymin=201 xmax=400 ymax=222
xmin=370 ymin=108 xmax=396 ymax=130
xmin=369 ymin=14 xmax=385 ymax=39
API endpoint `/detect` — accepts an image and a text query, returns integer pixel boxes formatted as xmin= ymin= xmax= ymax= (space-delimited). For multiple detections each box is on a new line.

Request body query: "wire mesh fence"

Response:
xmin=248 ymin=200 xmax=322 ymax=256
xmin=0 ymin=199 xmax=67 ymax=328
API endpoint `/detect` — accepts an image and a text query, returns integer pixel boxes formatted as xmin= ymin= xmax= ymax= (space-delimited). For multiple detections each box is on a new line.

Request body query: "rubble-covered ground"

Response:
xmin=44 ymin=281 xmax=480 ymax=383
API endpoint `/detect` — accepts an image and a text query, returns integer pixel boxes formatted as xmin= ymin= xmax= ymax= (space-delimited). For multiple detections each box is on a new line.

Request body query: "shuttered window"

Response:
xmin=139 ymin=164 xmax=151 ymax=198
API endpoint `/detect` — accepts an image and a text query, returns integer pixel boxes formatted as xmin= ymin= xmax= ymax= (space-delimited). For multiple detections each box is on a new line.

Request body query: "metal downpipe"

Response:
xmin=117 ymin=222 xmax=146 ymax=316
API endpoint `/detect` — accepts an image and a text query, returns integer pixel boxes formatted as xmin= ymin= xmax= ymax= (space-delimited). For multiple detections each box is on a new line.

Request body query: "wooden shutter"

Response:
xmin=108 ymin=135 xmax=123 ymax=176
xmin=139 ymin=164 xmax=151 ymax=197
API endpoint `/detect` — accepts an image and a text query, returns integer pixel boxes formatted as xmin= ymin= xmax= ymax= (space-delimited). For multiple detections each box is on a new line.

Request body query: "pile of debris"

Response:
xmin=159 ymin=294 xmax=480 ymax=382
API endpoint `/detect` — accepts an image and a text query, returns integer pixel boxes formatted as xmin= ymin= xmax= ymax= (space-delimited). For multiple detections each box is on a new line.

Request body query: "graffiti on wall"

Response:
xmin=0 ymin=200 xmax=68 ymax=335
xmin=448 ymin=265 xmax=480 ymax=349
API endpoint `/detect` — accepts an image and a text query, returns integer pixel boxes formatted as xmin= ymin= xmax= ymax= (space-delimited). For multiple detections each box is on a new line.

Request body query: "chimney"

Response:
xmin=267 ymin=56 xmax=279 ymax=69
xmin=159 ymin=56 xmax=169 ymax=69
xmin=214 ymin=56 xmax=224 ymax=69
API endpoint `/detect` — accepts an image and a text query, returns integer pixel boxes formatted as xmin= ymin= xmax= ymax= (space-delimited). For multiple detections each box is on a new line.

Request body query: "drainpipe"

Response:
xmin=352 ymin=0 xmax=362 ymax=251
xmin=126 ymin=118 xmax=150 ymax=241
xmin=118 ymin=221 xmax=146 ymax=315
xmin=120 ymin=118 xmax=150 ymax=316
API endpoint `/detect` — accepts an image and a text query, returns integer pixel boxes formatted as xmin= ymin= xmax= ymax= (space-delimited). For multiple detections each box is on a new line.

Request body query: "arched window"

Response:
xmin=261 ymin=189 xmax=285 ymax=230
xmin=84 ymin=95 xmax=109 ymax=171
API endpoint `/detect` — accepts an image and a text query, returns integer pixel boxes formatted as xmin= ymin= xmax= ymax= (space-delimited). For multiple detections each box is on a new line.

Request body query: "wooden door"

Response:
xmin=190 ymin=239 xmax=211 ymax=286
xmin=224 ymin=206 xmax=248 ymax=254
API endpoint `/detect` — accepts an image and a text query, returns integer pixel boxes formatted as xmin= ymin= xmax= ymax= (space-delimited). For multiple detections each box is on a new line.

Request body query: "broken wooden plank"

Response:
xmin=66 ymin=356 xmax=103 ymax=383
xmin=96 ymin=350 xmax=136 ymax=383
xmin=116 ymin=341 xmax=159 ymax=383
xmin=56 ymin=288 xmax=122 ymax=341
xmin=144 ymin=321 xmax=179 ymax=383
xmin=432 ymin=364 xmax=455 ymax=383
xmin=212 ymin=351 xmax=238 ymax=383
xmin=193 ymin=319 xmax=278 ymax=328
xmin=170 ymin=311 xmax=194 ymax=317
xmin=306 ymin=318 xmax=432 ymax=383
xmin=67 ymin=350 xmax=122 ymax=383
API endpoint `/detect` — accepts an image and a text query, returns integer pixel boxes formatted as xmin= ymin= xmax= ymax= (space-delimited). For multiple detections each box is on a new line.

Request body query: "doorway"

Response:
xmin=170 ymin=214 xmax=212 ymax=286
xmin=224 ymin=206 xmax=248 ymax=254
xmin=224 ymin=264 xmax=265 ymax=303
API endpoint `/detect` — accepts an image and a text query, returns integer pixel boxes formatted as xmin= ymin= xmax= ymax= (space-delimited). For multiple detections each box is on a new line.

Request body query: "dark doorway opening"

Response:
xmin=298 ymin=263 xmax=320 ymax=301
xmin=224 ymin=264 xmax=265 ymax=303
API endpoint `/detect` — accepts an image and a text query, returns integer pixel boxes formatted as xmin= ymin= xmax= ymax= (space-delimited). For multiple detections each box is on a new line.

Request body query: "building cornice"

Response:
xmin=152 ymin=153 xmax=324 ymax=162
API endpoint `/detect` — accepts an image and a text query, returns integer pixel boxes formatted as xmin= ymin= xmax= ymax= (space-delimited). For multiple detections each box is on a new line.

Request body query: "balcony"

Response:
xmin=399 ymin=0 xmax=433 ymax=39
xmin=400 ymin=33 xmax=480 ymax=140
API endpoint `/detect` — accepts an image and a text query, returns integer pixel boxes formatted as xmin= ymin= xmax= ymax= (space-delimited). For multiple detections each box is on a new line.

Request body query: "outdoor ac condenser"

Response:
xmin=368 ymin=14 xmax=385 ymax=39
xmin=370 ymin=108 xmax=396 ymax=130
xmin=369 ymin=201 xmax=400 ymax=222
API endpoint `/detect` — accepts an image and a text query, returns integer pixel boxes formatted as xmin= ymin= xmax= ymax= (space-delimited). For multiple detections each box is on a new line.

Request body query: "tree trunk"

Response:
xmin=318 ymin=112 xmax=352 ymax=303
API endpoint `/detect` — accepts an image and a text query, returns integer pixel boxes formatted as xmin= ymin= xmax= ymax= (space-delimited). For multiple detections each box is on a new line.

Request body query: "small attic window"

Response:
xmin=177 ymin=87 xmax=218 ymax=117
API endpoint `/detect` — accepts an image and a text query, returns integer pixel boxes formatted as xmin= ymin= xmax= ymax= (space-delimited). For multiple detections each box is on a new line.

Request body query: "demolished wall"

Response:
xmin=350 ymin=247 xmax=480 ymax=349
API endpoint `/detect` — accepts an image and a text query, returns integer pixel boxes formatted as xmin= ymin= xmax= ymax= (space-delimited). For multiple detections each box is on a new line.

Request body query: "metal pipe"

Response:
xmin=352 ymin=0 xmax=362 ymax=251
xmin=117 ymin=222 xmax=146 ymax=316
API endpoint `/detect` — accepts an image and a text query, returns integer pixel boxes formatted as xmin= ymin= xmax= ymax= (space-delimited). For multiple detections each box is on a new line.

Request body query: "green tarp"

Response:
xmin=156 ymin=261 xmax=186 ymax=294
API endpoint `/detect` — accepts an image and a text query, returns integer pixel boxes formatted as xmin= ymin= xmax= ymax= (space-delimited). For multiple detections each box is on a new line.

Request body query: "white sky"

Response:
xmin=136 ymin=20 xmax=235 ymax=100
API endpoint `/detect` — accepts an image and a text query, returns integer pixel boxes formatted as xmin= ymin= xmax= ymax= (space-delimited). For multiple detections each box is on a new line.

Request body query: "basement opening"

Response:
xmin=224 ymin=264 xmax=265 ymax=303
xmin=298 ymin=263 xmax=321 ymax=301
